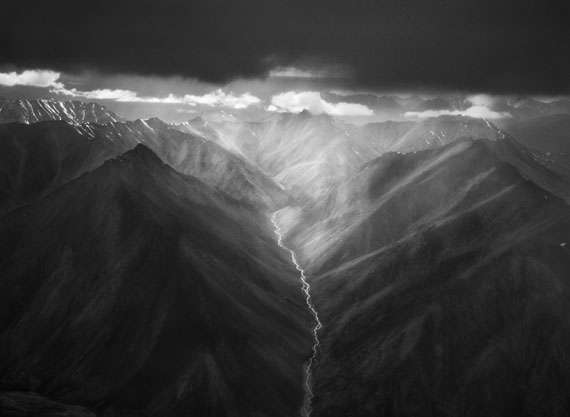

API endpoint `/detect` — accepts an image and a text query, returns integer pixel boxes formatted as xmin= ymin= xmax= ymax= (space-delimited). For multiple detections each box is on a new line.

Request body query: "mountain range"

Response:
xmin=303 ymin=140 xmax=570 ymax=416
xmin=0 ymin=99 xmax=122 ymax=124
xmin=0 ymin=99 xmax=569 ymax=417
xmin=0 ymin=118 xmax=290 ymax=215
xmin=0 ymin=144 xmax=312 ymax=417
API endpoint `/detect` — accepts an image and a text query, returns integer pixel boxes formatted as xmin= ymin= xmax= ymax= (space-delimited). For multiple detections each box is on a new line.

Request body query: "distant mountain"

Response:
xmin=358 ymin=116 xmax=570 ymax=202
xmin=504 ymin=97 xmax=570 ymax=119
xmin=413 ymin=97 xmax=453 ymax=111
xmin=174 ymin=117 xmax=219 ymax=141
xmin=172 ymin=113 xmax=569 ymax=204
xmin=0 ymin=118 xmax=290 ymax=215
xmin=131 ymin=118 xmax=292 ymax=210
xmin=357 ymin=120 xmax=417 ymax=153
xmin=0 ymin=99 xmax=122 ymax=124
xmin=497 ymin=113 xmax=570 ymax=155
xmin=487 ymin=133 xmax=570 ymax=203
xmin=174 ymin=117 xmax=245 ymax=155
xmin=494 ymin=114 xmax=570 ymax=202
xmin=394 ymin=94 xmax=425 ymax=109
xmin=282 ymin=140 xmax=570 ymax=417
xmin=2 ymin=105 xmax=569 ymax=417
xmin=176 ymin=112 xmax=380 ymax=202
xmin=0 ymin=145 xmax=313 ymax=417
xmin=359 ymin=116 xmax=504 ymax=154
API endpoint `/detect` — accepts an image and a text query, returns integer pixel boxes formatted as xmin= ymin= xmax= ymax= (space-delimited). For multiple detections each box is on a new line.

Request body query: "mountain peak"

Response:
xmin=117 ymin=143 xmax=163 ymax=165
xmin=0 ymin=99 xmax=122 ymax=125
xmin=98 ymin=144 xmax=167 ymax=178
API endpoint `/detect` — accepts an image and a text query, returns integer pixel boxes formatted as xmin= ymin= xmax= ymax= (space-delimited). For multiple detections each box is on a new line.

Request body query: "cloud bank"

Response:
xmin=405 ymin=105 xmax=510 ymax=120
xmin=0 ymin=69 xmax=261 ymax=110
xmin=3 ymin=0 xmax=568 ymax=93
xmin=0 ymin=70 xmax=63 ymax=88
xmin=269 ymin=91 xmax=374 ymax=116
xmin=54 ymin=86 xmax=260 ymax=109
xmin=182 ymin=90 xmax=260 ymax=109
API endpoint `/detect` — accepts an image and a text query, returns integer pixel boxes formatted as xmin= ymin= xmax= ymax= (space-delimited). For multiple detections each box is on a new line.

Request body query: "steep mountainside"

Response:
xmin=496 ymin=114 xmax=570 ymax=191
xmin=0 ymin=145 xmax=312 ymax=417
xmin=128 ymin=118 xmax=292 ymax=210
xmin=502 ymin=97 xmax=570 ymax=120
xmin=180 ymin=112 xmax=380 ymax=202
xmin=497 ymin=114 xmax=570 ymax=155
xmin=357 ymin=116 xmax=570 ymax=202
xmin=360 ymin=116 xmax=504 ymax=154
xmin=0 ymin=99 xmax=122 ymax=124
xmin=173 ymin=113 xmax=569 ymax=205
xmin=1 ymin=107 xmax=568 ymax=416
xmin=0 ymin=121 xmax=127 ymax=214
xmin=0 ymin=119 xmax=290 ymax=215
xmin=487 ymin=134 xmax=570 ymax=202
xmin=174 ymin=117 xmax=220 ymax=142
xmin=283 ymin=140 xmax=570 ymax=417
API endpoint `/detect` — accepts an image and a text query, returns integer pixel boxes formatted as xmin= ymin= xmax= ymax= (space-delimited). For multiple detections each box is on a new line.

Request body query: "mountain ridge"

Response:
xmin=0 ymin=99 xmax=122 ymax=124
xmin=0 ymin=144 xmax=313 ymax=417
xmin=0 ymin=118 xmax=292 ymax=215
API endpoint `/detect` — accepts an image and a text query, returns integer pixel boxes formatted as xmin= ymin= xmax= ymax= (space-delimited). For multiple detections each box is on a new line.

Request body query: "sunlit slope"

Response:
xmin=293 ymin=140 xmax=570 ymax=417
xmin=193 ymin=112 xmax=380 ymax=202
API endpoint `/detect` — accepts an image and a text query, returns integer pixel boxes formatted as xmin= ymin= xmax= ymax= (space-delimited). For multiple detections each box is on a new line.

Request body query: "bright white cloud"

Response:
xmin=0 ymin=70 xmax=64 ymax=88
xmin=55 ymin=87 xmax=146 ymax=102
xmin=54 ymin=86 xmax=260 ymax=109
xmin=269 ymin=91 xmax=374 ymax=116
xmin=533 ymin=95 xmax=570 ymax=103
xmin=465 ymin=94 xmax=496 ymax=108
xmin=56 ymin=87 xmax=184 ymax=103
xmin=405 ymin=105 xmax=510 ymax=120
xmin=182 ymin=89 xmax=261 ymax=109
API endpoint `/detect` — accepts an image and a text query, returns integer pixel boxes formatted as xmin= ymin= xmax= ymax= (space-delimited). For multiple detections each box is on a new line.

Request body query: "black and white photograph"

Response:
xmin=1 ymin=1 xmax=570 ymax=416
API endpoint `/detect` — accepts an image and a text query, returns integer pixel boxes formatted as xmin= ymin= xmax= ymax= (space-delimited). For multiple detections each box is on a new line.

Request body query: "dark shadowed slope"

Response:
xmin=0 ymin=145 xmax=312 ymax=417
xmin=0 ymin=121 xmax=129 ymax=214
xmin=0 ymin=99 xmax=122 ymax=125
xmin=291 ymin=141 xmax=570 ymax=417
xmin=0 ymin=119 xmax=291 ymax=215
xmin=497 ymin=113 xmax=570 ymax=155
xmin=496 ymin=113 xmax=570 ymax=200
xmin=487 ymin=134 xmax=570 ymax=203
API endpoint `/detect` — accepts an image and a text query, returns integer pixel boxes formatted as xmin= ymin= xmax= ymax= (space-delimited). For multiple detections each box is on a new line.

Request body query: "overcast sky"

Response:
xmin=1 ymin=0 xmax=569 ymax=121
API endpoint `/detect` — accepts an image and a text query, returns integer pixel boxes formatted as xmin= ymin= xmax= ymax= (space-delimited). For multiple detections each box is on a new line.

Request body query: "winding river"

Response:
xmin=271 ymin=211 xmax=323 ymax=417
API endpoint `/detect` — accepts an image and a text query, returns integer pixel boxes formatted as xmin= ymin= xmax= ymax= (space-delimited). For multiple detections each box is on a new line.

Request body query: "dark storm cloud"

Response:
xmin=2 ymin=0 xmax=569 ymax=93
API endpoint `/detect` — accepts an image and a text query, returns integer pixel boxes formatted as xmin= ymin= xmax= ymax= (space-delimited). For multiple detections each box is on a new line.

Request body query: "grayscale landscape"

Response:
xmin=1 ymin=1 xmax=569 ymax=416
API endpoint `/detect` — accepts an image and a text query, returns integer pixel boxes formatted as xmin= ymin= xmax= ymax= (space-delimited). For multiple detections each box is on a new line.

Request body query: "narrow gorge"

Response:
xmin=271 ymin=210 xmax=323 ymax=417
